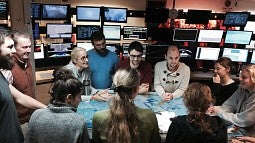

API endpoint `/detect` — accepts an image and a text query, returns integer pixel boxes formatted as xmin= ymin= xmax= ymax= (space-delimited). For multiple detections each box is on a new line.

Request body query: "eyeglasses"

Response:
xmin=77 ymin=56 xmax=88 ymax=61
xmin=130 ymin=54 xmax=143 ymax=59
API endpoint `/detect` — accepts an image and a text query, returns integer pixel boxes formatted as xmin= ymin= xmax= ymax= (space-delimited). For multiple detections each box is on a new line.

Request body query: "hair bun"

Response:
xmin=53 ymin=67 xmax=74 ymax=81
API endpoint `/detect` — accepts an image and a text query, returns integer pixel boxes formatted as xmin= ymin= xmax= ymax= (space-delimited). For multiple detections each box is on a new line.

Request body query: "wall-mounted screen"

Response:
xmin=46 ymin=23 xmax=72 ymax=39
xmin=145 ymin=7 xmax=169 ymax=23
xmin=102 ymin=25 xmax=121 ymax=40
xmin=76 ymin=25 xmax=100 ymax=40
xmin=223 ymin=12 xmax=250 ymax=26
xmin=103 ymin=7 xmax=127 ymax=23
xmin=222 ymin=48 xmax=249 ymax=62
xmin=42 ymin=4 xmax=69 ymax=20
xmin=31 ymin=3 xmax=41 ymax=19
xmin=122 ymin=43 xmax=147 ymax=58
xmin=76 ymin=42 xmax=94 ymax=51
xmin=244 ymin=21 xmax=255 ymax=33
xmin=250 ymin=50 xmax=255 ymax=64
xmin=47 ymin=43 xmax=72 ymax=57
xmin=34 ymin=44 xmax=44 ymax=59
xmin=224 ymin=30 xmax=252 ymax=45
xmin=246 ymin=40 xmax=255 ymax=49
xmin=106 ymin=43 xmax=122 ymax=55
xmin=173 ymin=28 xmax=198 ymax=42
xmin=123 ymin=26 xmax=147 ymax=40
xmin=32 ymin=22 xmax=40 ymax=40
xmin=197 ymin=29 xmax=224 ymax=43
xmin=195 ymin=47 xmax=220 ymax=60
xmin=0 ymin=2 xmax=8 ymax=20
xmin=185 ymin=9 xmax=212 ymax=24
xmin=76 ymin=6 xmax=100 ymax=21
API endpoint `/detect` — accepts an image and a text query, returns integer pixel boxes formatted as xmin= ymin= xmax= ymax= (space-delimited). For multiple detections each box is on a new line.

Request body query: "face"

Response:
xmin=129 ymin=49 xmax=143 ymax=69
xmin=213 ymin=63 xmax=230 ymax=78
xmin=239 ymin=69 xmax=254 ymax=90
xmin=165 ymin=50 xmax=180 ymax=70
xmin=92 ymin=39 xmax=106 ymax=54
xmin=75 ymin=50 xmax=89 ymax=70
xmin=67 ymin=93 xmax=82 ymax=108
xmin=0 ymin=37 xmax=16 ymax=70
xmin=15 ymin=37 xmax=32 ymax=62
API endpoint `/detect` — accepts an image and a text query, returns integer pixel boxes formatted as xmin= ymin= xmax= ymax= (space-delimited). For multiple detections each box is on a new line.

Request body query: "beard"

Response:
xmin=0 ymin=54 xmax=14 ymax=70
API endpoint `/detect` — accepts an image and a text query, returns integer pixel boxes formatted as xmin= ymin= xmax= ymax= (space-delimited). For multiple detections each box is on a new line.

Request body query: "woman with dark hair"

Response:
xmin=25 ymin=67 xmax=90 ymax=143
xmin=92 ymin=68 xmax=161 ymax=143
xmin=165 ymin=82 xmax=227 ymax=143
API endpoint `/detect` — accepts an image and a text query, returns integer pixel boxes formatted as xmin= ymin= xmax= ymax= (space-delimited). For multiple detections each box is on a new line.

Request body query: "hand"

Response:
xmin=232 ymin=136 xmax=255 ymax=143
xmin=162 ymin=92 xmax=173 ymax=101
xmin=138 ymin=83 xmax=150 ymax=95
xmin=213 ymin=73 xmax=220 ymax=84
xmin=206 ymin=105 xmax=217 ymax=116
xmin=93 ymin=89 xmax=112 ymax=102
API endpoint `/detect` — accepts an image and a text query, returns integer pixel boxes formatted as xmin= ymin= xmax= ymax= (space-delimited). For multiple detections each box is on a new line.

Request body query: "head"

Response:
xmin=239 ymin=64 xmax=255 ymax=91
xmin=49 ymin=67 xmax=83 ymax=108
xmin=71 ymin=47 xmax=89 ymax=71
xmin=90 ymin=31 xmax=107 ymax=54
xmin=213 ymin=57 xmax=232 ymax=78
xmin=13 ymin=30 xmax=32 ymax=62
xmin=165 ymin=45 xmax=180 ymax=71
xmin=128 ymin=41 xmax=144 ymax=69
xmin=0 ymin=27 xmax=15 ymax=70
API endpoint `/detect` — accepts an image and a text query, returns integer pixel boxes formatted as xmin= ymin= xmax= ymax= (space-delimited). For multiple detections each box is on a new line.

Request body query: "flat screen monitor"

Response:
xmin=102 ymin=25 xmax=121 ymax=40
xmin=223 ymin=12 xmax=250 ymax=26
xmin=145 ymin=7 xmax=169 ymax=23
xmin=76 ymin=42 xmax=94 ymax=51
xmin=0 ymin=2 xmax=8 ymax=20
xmin=123 ymin=26 xmax=147 ymax=40
xmin=76 ymin=6 xmax=100 ymax=21
xmin=246 ymin=40 xmax=255 ymax=49
xmin=147 ymin=27 xmax=172 ymax=43
xmin=122 ymin=43 xmax=146 ymax=58
xmin=76 ymin=25 xmax=100 ymax=40
xmin=106 ymin=43 xmax=121 ymax=55
xmin=103 ymin=7 xmax=127 ymax=23
xmin=42 ymin=4 xmax=69 ymax=20
xmin=244 ymin=21 xmax=255 ymax=33
xmin=31 ymin=3 xmax=41 ymax=19
xmin=47 ymin=43 xmax=72 ymax=57
xmin=195 ymin=47 xmax=220 ymax=60
xmin=34 ymin=44 xmax=44 ymax=59
xmin=185 ymin=10 xmax=212 ymax=24
xmin=197 ymin=29 xmax=224 ymax=43
xmin=222 ymin=48 xmax=248 ymax=62
xmin=178 ymin=47 xmax=197 ymax=60
xmin=46 ymin=23 xmax=72 ymax=39
xmin=173 ymin=28 xmax=198 ymax=42
xmin=32 ymin=22 xmax=40 ymax=40
xmin=250 ymin=50 xmax=255 ymax=64
xmin=224 ymin=30 xmax=252 ymax=45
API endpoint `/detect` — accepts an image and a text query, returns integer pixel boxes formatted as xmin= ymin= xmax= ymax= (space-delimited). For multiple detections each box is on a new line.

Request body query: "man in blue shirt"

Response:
xmin=87 ymin=31 xmax=119 ymax=89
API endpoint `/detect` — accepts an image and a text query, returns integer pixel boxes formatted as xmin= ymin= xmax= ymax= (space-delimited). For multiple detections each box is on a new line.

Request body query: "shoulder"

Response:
xmin=93 ymin=110 xmax=109 ymax=121
xmin=137 ymin=108 xmax=156 ymax=119
xmin=117 ymin=59 xmax=129 ymax=69
xmin=155 ymin=61 xmax=166 ymax=68
xmin=179 ymin=63 xmax=190 ymax=71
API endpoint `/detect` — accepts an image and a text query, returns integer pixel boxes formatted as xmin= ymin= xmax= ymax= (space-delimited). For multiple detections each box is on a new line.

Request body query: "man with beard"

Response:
xmin=154 ymin=45 xmax=190 ymax=101
xmin=117 ymin=41 xmax=152 ymax=94
xmin=0 ymin=27 xmax=46 ymax=142
xmin=87 ymin=31 xmax=119 ymax=89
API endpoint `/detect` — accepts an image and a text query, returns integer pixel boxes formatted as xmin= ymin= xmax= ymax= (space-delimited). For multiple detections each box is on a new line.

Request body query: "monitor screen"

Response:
xmin=47 ymin=43 xmax=72 ymax=57
xmin=222 ymin=48 xmax=248 ymax=62
xmin=42 ymin=4 xmax=69 ymax=20
xmin=250 ymin=50 xmax=255 ymax=64
xmin=173 ymin=28 xmax=198 ymax=42
xmin=224 ymin=30 xmax=252 ymax=45
xmin=244 ymin=21 xmax=255 ymax=33
xmin=103 ymin=25 xmax=121 ymax=40
xmin=76 ymin=6 xmax=100 ymax=21
xmin=76 ymin=42 xmax=94 ymax=51
xmin=195 ymin=47 xmax=220 ymax=60
xmin=103 ymin=7 xmax=127 ymax=23
xmin=76 ymin=25 xmax=100 ymax=40
xmin=122 ymin=43 xmax=146 ymax=58
xmin=185 ymin=10 xmax=212 ymax=24
xmin=178 ymin=47 xmax=197 ymax=60
xmin=145 ymin=7 xmax=169 ymax=23
xmin=106 ymin=43 xmax=121 ymax=55
xmin=123 ymin=26 xmax=147 ymax=40
xmin=223 ymin=12 xmax=250 ymax=26
xmin=31 ymin=3 xmax=41 ymax=19
xmin=34 ymin=44 xmax=44 ymax=59
xmin=32 ymin=22 xmax=40 ymax=40
xmin=197 ymin=29 xmax=224 ymax=43
xmin=46 ymin=23 xmax=72 ymax=39
xmin=246 ymin=40 xmax=255 ymax=49
xmin=0 ymin=2 xmax=8 ymax=20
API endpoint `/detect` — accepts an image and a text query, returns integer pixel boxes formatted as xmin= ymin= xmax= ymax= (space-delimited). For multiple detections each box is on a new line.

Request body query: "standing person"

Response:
xmin=87 ymin=31 xmax=119 ymax=89
xmin=92 ymin=68 xmax=161 ymax=143
xmin=154 ymin=45 xmax=190 ymax=101
xmin=165 ymin=83 xmax=227 ymax=143
xmin=211 ymin=57 xmax=239 ymax=106
xmin=117 ymin=41 xmax=152 ymax=94
xmin=25 ymin=67 xmax=90 ymax=143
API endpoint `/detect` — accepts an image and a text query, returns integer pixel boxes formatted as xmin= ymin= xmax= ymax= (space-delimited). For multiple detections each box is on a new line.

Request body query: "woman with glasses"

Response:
xmin=117 ymin=41 xmax=152 ymax=94
xmin=65 ymin=47 xmax=111 ymax=102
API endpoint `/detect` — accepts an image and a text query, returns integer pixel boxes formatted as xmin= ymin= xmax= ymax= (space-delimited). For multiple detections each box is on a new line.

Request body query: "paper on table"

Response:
xmin=156 ymin=111 xmax=177 ymax=133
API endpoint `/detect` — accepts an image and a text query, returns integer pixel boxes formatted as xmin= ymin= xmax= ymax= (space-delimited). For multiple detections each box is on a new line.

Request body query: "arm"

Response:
xmin=9 ymin=84 xmax=47 ymax=109
xmin=172 ymin=65 xmax=190 ymax=98
xmin=154 ymin=62 xmax=165 ymax=97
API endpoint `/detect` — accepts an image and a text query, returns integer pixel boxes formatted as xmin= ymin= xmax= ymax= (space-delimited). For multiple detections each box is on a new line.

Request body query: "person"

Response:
xmin=154 ymin=45 xmax=190 ymax=101
xmin=210 ymin=64 xmax=255 ymax=137
xmin=0 ymin=27 xmax=46 ymax=142
xmin=65 ymin=47 xmax=112 ymax=102
xmin=25 ymin=67 xmax=90 ymax=143
xmin=211 ymin=57 xmax=239 ymax=106
xmin=92 ymin=68 xmax=161 ymax=143
xmin=117 ymin=41 xmax=152 ymax=94
xmin=87 ymin=31 xmax=119 ymax=89
xmin=232 ymin=136 xmax=255 ymax=143
xmin=165 ymin=82 xmax=227 ymax=143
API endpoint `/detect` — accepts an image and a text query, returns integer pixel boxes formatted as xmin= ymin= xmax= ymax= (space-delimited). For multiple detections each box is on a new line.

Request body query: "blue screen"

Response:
xmin=76 ymin=6 xmax=100 ymax=21
xmin=0 ymin=2 xmax=7 ymax=20
xmin=31 ymin=3 xmax=41 ymax=19
xmin=103 ymin=25 xmax=121 ymax=40
xmin=104 ymin=7 xmax=127 ymax=23
xmin=42 ymin=4 xmax=68 ymax=20
xmin=225 ymin=30 xmax=252 ymax=45
xmin=76 ymin=25 xmax=100 ymax=40
xmin=223 ymin=12 xmax=250 ymax=26
xmin=222 ymin=48 xmax=249 ymax=62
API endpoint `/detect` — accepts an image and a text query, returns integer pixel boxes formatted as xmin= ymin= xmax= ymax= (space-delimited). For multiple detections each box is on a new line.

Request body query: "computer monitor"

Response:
xmin=102 ymin=25 xmax=121 ymax=40
xmin=195 ymin=47 xmax=220 ymax=60
xmin=32 ymin=22 xmax=40 ymax=40
xmin=76 ymin=42 xmax=94 ymax=52
xmin=185 ymin=9 xmax=212 ymax=24
xmin=31 ymin=3 xmax=41 ymax=19
xmin=224 ymin=30 xmax=253 ymax=45
xmin=246 ymin=40 xmax=255 ymax=49
xmin=42 ymin=4 xmax=69 ymax=20
xmin=122 ymin=43 xmax=147 ymax=58
xmin=0 ymin=1 xmax=7 ymax=20
xmin=173 ymin=28 xmax=198 ymax=42
xmin=76 ymin=6 xmax=100 ymax=21
xmin=123 ymin=26 xmax=147 ymax=40
xmin=76 ymin=25 xmax=100 ymax=40
xmin=46 ymin=23 xmax=72 ymax=39
xmin=106 ymin=43 xmax=121 ymax=55
xmin=222 ymin=48 xmax=249 ymax=62
xmin=34 ymin=44 xmax=44 ymax=59
xmin=103 ymin=7 xmax=127 ymax=23
xmin=197 ymin=29 xmax=224 ymax=43
xmin=244 ymin=21 xmax=255 ymax=33
xmin=47 ymin=43 xmax=72 ymax=57
xmin=250 ymin=50 xmax=255 ymax=64
xmin=145 ymin=7 xmax=169 ymax=23
xmin=223 ymin=12 xmax=250 ymax=27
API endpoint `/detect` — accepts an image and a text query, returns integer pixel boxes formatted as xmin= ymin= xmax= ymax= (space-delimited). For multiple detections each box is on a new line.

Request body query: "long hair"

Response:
xmin=106 ymin=68 xmax=140 ymax=143
xmin=183 ymin=82 xmax=213 ymax=134
xmin=242 ymin=64 xmax=255 ymax=84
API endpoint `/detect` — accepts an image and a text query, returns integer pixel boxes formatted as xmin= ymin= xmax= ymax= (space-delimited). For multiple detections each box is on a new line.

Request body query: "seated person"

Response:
xmin=92 ymin=68 xmax=161 ymax=143
xmin=166 ymin=82 xmax=227 ymax=143
xmin=232 ymin=136 xmax=255 ymax=143
xmin=25 ymin=67 xmax=90 ymax=143
xmin=117 ymin=41 xmax=152 ymax=94
xmin=154 ymin=45 xmax=190 ymax=101
xmin=211 ymin=64 xmax=255 ymax=137
xmin=65 ymin=47 xmax=112 ymax=102
xmin=211 ymin=57 xmax=239 ymax=106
